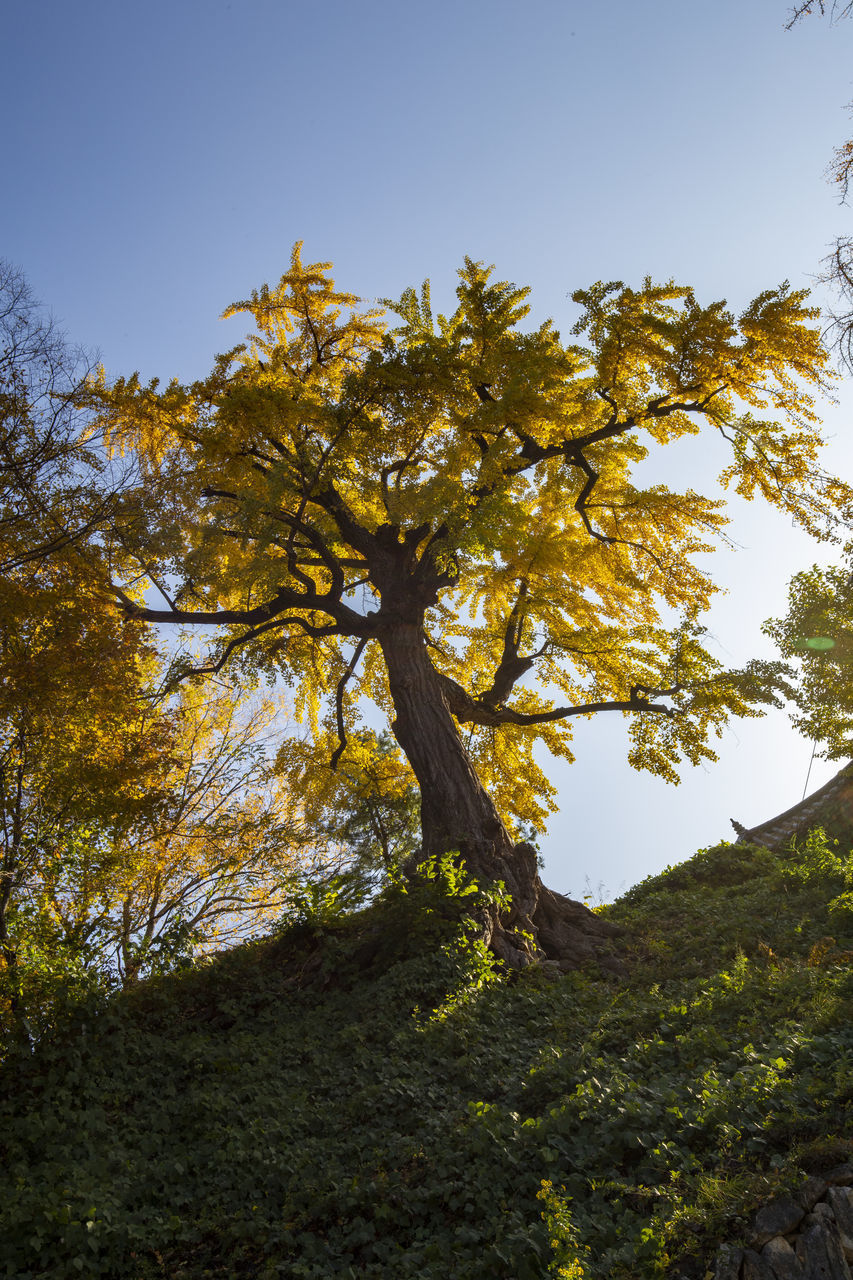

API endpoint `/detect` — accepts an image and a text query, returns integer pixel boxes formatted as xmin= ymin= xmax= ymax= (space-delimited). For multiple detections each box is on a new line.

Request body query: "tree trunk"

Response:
xmin=0 ymin=883 xmax=35 ymax=1052
xmin=379 ymin=623 xmax=618 ymax=970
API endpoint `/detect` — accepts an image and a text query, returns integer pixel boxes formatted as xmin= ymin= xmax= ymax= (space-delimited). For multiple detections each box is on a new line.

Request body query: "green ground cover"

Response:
xmin=1 ymin=837 xmax=852 ymax=1279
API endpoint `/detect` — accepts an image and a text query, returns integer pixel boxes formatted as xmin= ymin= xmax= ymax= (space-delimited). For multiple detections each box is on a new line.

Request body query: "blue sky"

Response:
xmin=5 ymin=0 xmax=853 ymax=895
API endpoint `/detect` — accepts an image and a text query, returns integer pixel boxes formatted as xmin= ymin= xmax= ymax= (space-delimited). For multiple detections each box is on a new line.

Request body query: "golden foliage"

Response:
xmin=78 ymin=250 xmax=848 ymax=834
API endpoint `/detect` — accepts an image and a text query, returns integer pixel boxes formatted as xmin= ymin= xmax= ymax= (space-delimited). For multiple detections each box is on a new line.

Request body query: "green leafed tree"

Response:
xmin=764 ymin=557 xmax=853 ymax=758
xmin=81 ymin=246 xmax=850 ymax=967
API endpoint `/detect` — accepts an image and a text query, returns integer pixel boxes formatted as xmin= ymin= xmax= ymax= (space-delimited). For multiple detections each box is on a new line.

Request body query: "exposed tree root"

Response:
xmin=449 ymin=839 xmax=622 ymax=974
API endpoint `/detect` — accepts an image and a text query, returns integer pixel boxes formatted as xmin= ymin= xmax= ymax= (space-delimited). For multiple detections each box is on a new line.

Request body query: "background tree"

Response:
xmin=104 ymin=686 xmax=313 ymax=985
xmin=0 ymin=564 xmax=173 ymax=1045
xmin=0 ymin=588 xmax=326 ymax=1048
xmin=0 ymin=264 xmax=342 ymax=1045
xmin=84 ymin=247 xmax=850 ymax=968
xmin=21 ymin=683 xmax=315 ymax=991
xmin=764 ymin=555 xmax=853 ymax=758
xmin=814 ymin=135 xmax=853 ymax=375
xmin=279 ymin=728 xmax=421 ymax=911
xmin=0 ymin=261 xmax=122 ymax=576
xmin=786 ymin=1 xmax=853 ymax=371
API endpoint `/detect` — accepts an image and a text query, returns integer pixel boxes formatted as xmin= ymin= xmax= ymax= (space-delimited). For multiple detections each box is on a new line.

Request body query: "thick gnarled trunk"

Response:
xmin=379 ymin=623 xmax=617 ymax=970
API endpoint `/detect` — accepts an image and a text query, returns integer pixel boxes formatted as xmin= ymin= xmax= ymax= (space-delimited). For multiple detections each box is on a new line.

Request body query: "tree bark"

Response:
xmin=378 ymin=623 xmax=618 ymax=970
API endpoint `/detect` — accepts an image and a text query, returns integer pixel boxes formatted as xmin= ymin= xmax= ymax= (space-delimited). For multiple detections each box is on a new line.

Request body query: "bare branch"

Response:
xmin=786 ymin=0 xmax=853 ymax=27
xmin=116 ymin=571 xmax=371 ymax=637
xmin=820 ymin=237 xmax=853 ymax=374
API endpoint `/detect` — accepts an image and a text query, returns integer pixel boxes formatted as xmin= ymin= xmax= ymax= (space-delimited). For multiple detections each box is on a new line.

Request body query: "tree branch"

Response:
xmin=437 ymin=670 xmax=680 ymax=727
xmin=116 ymin=582 xmax=371 ymax=637
xmin=478 ymin=581 xmax=537 ymax=705
xmin=330 ymin=638 xmax=369 ymax=771
xmin=314 ymin=482 xmax=379 ymax=561
xmin=170 ymin=614 xmax=347 ymax=682
xmin=786 ymin=0 xmax=853 ymax=26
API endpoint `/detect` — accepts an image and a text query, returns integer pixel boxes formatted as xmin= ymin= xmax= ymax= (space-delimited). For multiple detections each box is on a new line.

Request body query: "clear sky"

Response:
xmin=5 ymin=0 xmax=853 ymax=897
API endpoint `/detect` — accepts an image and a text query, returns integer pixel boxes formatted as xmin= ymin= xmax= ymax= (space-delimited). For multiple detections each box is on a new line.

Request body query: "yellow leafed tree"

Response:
xmin=24 ymin=682 xmax=314 ymax=988
xmin=0 ymin=265 xmax=327 ymax=1045
xmin=0 ymin=582 xmax=318 ymax=1044
xmin=82 ymin=245 xmax=851 ymax=967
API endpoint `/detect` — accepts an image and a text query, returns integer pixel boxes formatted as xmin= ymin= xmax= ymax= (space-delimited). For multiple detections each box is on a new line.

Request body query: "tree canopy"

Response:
xmin=81 ymin=246 xmax=850 ymax=965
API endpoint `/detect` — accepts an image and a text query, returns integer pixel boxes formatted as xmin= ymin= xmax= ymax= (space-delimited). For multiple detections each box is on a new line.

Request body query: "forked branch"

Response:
xmin=330 ymin=638 xmax=368 ymax=770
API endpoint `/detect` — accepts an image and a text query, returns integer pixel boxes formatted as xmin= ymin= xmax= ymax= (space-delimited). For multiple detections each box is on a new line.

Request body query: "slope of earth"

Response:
xmin=1 ymin=838 xmax=852 ymax=1280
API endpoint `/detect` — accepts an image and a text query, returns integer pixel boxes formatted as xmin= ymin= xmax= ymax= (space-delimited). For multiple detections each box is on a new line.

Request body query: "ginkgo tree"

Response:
xmin=85 ymin=246 xmax=851 ymax=967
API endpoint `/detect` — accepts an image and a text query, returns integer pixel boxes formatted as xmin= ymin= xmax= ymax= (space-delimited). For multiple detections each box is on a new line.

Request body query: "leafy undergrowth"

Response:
xmin=1 ymin=839 xmax=853 ymax=1279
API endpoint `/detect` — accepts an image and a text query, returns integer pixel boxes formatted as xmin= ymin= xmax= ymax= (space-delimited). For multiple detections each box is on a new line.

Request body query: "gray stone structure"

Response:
xmin=714 ymin=1171 xmax=853 ymax=1280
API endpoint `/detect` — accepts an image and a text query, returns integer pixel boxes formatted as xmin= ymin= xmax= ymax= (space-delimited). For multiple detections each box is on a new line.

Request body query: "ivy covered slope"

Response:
xmin=3 ymin=838 xmax=853 ymax=1280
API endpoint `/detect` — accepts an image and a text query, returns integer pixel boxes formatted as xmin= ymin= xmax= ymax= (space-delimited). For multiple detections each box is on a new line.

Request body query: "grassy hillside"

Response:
xmin=2 ymin=838 xmax=853 ymax=1279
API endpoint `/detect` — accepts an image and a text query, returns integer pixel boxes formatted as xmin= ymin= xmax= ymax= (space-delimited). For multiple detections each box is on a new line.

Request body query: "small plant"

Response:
xmin=537 ymin=1180 xmax=589 ymax=1278
xmin=781 ymin=826 xmax=851 ymax=887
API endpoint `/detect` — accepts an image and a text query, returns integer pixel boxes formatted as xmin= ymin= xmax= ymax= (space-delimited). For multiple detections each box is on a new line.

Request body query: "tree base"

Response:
xmin=531 ymin=883 xmax=622 ymax=970
xmin=459 ymin=840 xmax=623 ymax=973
